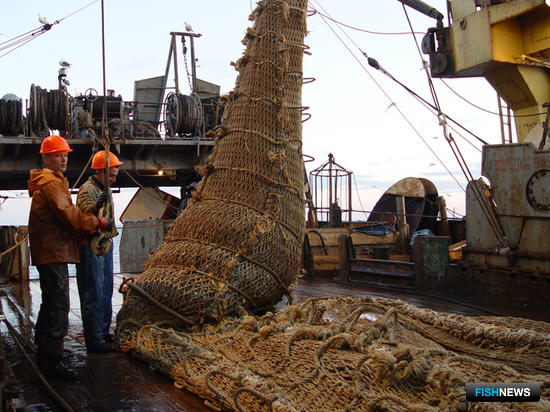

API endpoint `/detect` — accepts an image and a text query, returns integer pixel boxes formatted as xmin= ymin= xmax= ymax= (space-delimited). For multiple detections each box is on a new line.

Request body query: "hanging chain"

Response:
xmin=181 ymin=37 xmax=194 ymax=93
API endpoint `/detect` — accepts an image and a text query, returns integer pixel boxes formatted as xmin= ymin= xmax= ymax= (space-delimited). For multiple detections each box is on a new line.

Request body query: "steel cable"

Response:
xmin=30 ymin=86 xmax=69 ymax=134
xmin=0 ymin=311 xmax=76 ymax=412
xmin=0 ymin=0 xmax=98 ymax=59
xmin=402 ymin=6 xmax=508 ymax=249
xmin=0 ymin=99 xmax=23 ymax=135
xmin=310 ymin=0 xmax=466 ymax=191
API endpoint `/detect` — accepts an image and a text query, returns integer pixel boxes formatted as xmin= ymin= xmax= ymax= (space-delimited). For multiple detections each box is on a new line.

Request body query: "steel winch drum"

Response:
xmin=86 ymin=95 xmax=123 ymax=119
xmin=164 ymin=92 xmax=202 ymax=136
xmin=29 ymin=84 xmax=69 ymax=134
xmin=0 ymin=97 xmax=23 ymax=135
xmin=116 ymin=0 xmax=308 ymax=336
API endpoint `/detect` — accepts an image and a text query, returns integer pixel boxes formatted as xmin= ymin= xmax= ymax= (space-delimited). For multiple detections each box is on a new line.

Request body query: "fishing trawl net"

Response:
xmin=116 ymin=0 xmax=308 ymax=336
xmin=119 ymin=295 xmax=550 ymax=411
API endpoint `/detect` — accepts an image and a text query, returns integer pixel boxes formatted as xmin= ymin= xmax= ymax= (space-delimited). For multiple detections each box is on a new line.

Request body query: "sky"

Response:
xmin=0 ymin=0 xmax=505 ymax=225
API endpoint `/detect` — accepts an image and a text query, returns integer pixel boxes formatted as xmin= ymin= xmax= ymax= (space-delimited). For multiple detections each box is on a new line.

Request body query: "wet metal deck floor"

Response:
xmin=1 ymin=273 xmax=548 ymax=411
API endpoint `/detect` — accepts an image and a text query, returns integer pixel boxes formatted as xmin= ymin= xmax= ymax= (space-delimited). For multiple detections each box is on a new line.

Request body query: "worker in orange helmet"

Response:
xmin=75 ymin=150 xmax=123 ymax=353
xmin=28 ymin=135 xmax=113 ymax=379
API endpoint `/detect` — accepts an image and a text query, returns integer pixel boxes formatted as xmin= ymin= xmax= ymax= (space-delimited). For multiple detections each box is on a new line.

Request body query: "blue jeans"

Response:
xmin=76 ymin=242 xmax=113 ymax=345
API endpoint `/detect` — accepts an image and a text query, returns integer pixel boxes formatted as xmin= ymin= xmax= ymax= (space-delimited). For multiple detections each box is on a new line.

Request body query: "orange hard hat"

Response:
xmin=39 ymin=135 xmax=73 ymax=154
xmin=91 ymin=150 xmax=123 ymax=169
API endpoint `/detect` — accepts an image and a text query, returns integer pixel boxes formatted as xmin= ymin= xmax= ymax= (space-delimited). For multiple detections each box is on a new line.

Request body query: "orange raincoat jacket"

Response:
xmin=28 ymin=169 xmax=99 ymax=265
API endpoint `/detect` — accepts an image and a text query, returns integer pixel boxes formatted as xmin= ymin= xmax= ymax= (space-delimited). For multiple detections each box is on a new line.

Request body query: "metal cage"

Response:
xmin=309 ymin=153 xmax=353 ymax=227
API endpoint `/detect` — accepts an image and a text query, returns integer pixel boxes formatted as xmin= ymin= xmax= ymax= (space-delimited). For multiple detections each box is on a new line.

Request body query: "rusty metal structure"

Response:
xmin=303 ymin=0 xmax=550 ymax=307
xmin=303 ymin=148 xmax=449 ymax=288
xmin=423 ymin=0 xmax=550 ymax=145
xmin=303 ymin=174 xmax=449 ymax=291
xmin=465 ymin=144 xmax=550 ymax=275
xmin=418 ymin=0 xmax=550 ymax=290
xmin=0 ymin=32 xmax=221 ymax=190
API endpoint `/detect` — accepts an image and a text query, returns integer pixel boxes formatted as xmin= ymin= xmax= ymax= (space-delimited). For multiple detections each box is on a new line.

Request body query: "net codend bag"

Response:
xmin=116 ymin=0 xmax=308 ymax=340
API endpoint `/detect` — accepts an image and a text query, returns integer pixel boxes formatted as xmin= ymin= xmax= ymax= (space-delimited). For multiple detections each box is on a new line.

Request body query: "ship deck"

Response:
xmin=1 ymin=273 xmax=549 ymax=411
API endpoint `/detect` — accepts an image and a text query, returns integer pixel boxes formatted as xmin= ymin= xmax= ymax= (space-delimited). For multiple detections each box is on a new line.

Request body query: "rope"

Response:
xmin=120 ymin=168 xmax=180 ymax=213
xmin=70 ymin=152 xmax=95 ymax=191
xmin=165 ymin=92 xmax=202 ymax=135
xmin=161 ymin=236 xmax=292 ymax=300
xmin=0 ymin=292 xmax=36 ymax=351
xmin=440 ymin=79 xmax=546 ymax=118
xmin=368 ymin=62 xmax=487 ymax=148
xmin=121 ymin=277 xmax=197 ymax=324
xmin=229 ymin=89 xmax=282 ymax=108
xmin=205 ymin=369 xmax=239 ymax=404
xmin=118 ymin=222 xmax=172 ymax=230
xmin=29 ymin=86 xmax=69 ymax=135
xmin=0 ymin=234 xmax=28 ymax=259
xmin=310 ymin=0 xmax=466 ymax=192
xmin=443 ymin=354 xmax=519 ymax=374
xmin=402 ymin=7 xmax=508 ymax=247
xmin=0 ymin=27 xmax=52 ymax=58
xmin=223 ymin=127 xmax=302 ymax=147
xmin=212 ymin=165 xmax=301 ymax=196
xmin=200 ymin=195 xmax=301 ymax=241
xmin=234 ymin=387 xmax=275 ymax=412
xmin=0 ymin=99 xmax=23 ymax=135
xmin=311 ymin=8 xmax=425 ymax=36
xmin=1 ymin=316 xmax=76 ymax=412
xmin=519 ymin=54 xmax=550 ymax=68
xmin=192 ymin=267 xmax=258 ymax=307
xmin=352 ymin=174 xmax=370 ymax=221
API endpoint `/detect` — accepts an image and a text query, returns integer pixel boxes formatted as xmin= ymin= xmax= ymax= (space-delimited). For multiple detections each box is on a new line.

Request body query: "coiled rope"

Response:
xmin=29 ymin=84 xmax=69 ymax=135
xmin=165 ymin=92 xmax=203 ymax=136
xmin=0 ymin=98 xmax=24 ymax=135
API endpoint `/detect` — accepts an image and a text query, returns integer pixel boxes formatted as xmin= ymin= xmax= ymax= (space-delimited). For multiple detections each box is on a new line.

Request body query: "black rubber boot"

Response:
xmin=37 ymin=356 xmax=76 ymax=380
xmin=86 ymin=341 xmax=115 ymax=353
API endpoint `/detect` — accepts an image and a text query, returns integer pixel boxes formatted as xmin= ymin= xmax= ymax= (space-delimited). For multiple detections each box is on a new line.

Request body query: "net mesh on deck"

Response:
xmin=118 ymin=295 xmax=550 ymax=411
xmin=116 ymin=0 xmax=307 ymax=335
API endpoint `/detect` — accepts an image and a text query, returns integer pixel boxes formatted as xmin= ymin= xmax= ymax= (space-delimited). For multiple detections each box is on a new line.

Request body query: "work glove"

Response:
xmin=97 ymin=216 xmax=113 ymax=231
xmin=95 ymin=192 xmax=107 ymax=213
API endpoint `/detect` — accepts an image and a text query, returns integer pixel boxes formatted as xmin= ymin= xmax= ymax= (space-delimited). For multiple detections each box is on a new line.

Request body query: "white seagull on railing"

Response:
xmin=184 ymin=22 xmax=193 ymax=32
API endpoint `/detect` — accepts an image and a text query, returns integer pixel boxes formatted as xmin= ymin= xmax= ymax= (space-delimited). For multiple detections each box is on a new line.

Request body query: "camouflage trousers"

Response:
xmin=35 ymin=263 xmax=69 ymax=357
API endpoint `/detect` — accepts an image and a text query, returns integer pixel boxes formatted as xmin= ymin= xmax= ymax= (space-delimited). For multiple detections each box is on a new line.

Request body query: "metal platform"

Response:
xmin=0 ymin=135 xmax=213 ymax=190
